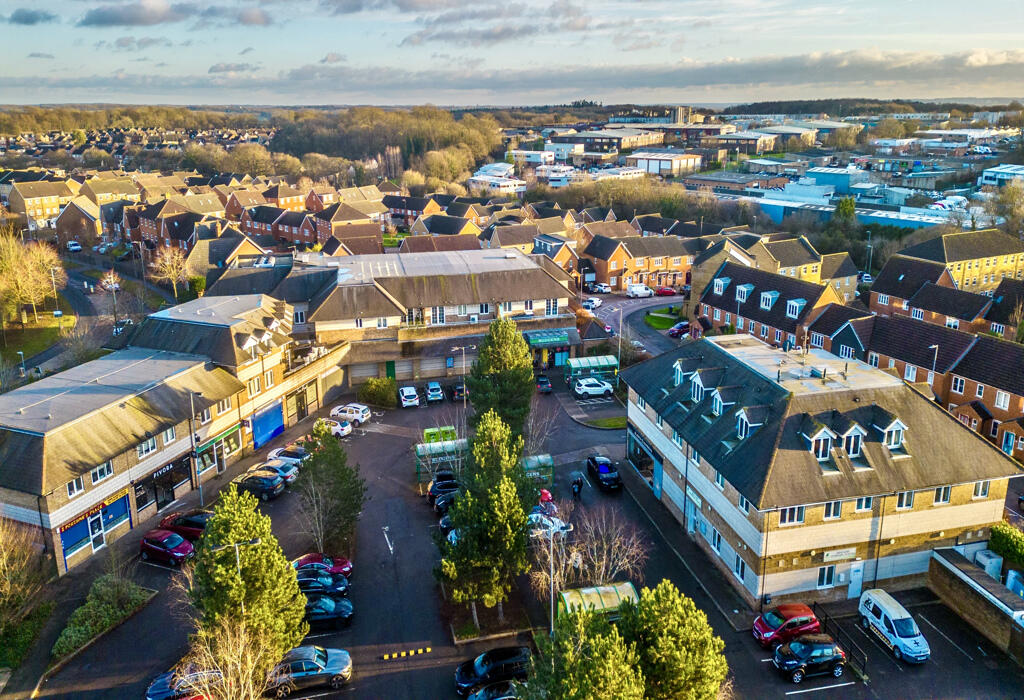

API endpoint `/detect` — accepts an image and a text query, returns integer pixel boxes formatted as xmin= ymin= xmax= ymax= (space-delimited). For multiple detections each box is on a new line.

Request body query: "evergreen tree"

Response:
xmin=618 ymin=580 xmax=729 ymax=700
xmin=466 ymin=318 xmax=535 ymax=436
xmin=191 ymin=488 xmax=307 ymax=659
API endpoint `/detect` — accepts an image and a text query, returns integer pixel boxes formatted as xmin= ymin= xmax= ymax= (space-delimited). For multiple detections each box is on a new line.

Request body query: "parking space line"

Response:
xmin=853 ymin=624 xmax=904 ymax=671
xmin=140 ymin=560 xmax=176 ymax=571
xmin=784 ymin=681 xmax=855 ymax=695
xmin=760 ymin=658 xmax=773 ymax=662
xmin=919 ymin=614 xmax=973 ymax=661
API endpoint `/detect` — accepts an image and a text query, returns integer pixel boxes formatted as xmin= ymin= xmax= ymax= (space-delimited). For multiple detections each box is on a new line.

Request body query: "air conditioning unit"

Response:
xmin=470 ymin=314 xmax=479 ymax=323
xmin=975 ymin=549 xmax=1003 ymax=581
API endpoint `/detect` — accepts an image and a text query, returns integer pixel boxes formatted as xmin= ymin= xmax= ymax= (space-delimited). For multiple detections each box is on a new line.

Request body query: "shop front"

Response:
xmin=285 ymin=379 xmax=319 ymax=425
xmin=524 ymin=328 xmax=580 ymax=370
xmin=626 ymin=425 xmax=663 ymax=498
xmin=196 ymin=424 xmax=242 ymax=476
xmin=58 ymin=486 xmax=132 ymax=572
xmin=252 ymin=400 xmax=285 ymax=449
xmin=135 ymin=454 xmax=191 ymax=516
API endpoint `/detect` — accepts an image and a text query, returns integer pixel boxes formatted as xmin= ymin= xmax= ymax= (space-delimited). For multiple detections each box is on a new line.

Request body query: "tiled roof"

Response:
xmin=985 ymin=278 xmax=1024 ymax=326
xmin=807 ymin=303 xmax=871 ymax=337
xmin=908 ymin=282 xmax=991 ymax=321
xmin=699 ymin=262 xmax=831 ymax=334
xmin=763 ymin=237 xmax=820 ymax=268
xmin=850 ymin=315 xmax=975 ymax=373
xmin=871 ymin=254 xmax=949 ymax=299
xmin=900 ymin=228 xmax=1024 ymax=263
xmin=819 ymin=252 xmax=858 ymax=280
xmin=953 ymin=334 xmax=1024 ymax=397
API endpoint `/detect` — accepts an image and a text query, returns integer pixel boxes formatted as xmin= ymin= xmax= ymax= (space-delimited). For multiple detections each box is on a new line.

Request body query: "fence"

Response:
xmin=812 ymin=601 xmax=869 ymax=679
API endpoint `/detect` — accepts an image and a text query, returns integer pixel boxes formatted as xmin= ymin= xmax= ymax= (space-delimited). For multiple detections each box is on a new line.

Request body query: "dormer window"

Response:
xmin=785 ymin=298 xmax=806 ymax=319
xmin=712 ymin=394 xmax=723 ymax=416
xmin=691 ymin=382 xmax=704 ymax=404
xmin=844 ymin=432 xmax=862 ymax=458
xmin=736 ymin=284 xmax=752 ymax=303
xmin=674 ymin=364 xmax=683 ymax=387
xmin=713 ymin=276 xmax=730 ymax=295
xmin=813 ymin=436 xmax=832 ymax=461
xmin=736 ymin=415 xmax=750 ymax=440
xmin=885 ymin=427 xmax=904 ymax=449
xmin=760 ymin=291 xmax=778 ymax=310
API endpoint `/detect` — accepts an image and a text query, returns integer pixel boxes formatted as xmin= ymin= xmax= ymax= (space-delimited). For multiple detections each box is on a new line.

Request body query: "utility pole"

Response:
xmin=49 ymin=266 xmax=60 ymax=310
xmin=190 ymin=390 xmax=205 ymax=506
xmin=865 ymin=228 xmax=874 ymax=275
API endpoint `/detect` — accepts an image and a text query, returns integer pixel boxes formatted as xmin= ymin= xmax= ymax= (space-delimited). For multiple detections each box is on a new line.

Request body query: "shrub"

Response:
xmin=51 ymin=574 xmax=150 ymax=659
xmin=989 ymin=520 xmax=1024 ymax=568
xmin=188 ymin=275 xmax=206 ymax=299
xmin=357 ymin=376 xmax=398 ymax=408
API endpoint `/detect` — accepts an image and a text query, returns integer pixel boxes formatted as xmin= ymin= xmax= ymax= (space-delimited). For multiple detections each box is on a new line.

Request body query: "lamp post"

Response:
xmin=132 ymin=240 xmax=146 ymax=281
xmin=49 ymin=266 xmax=60 ymax=310
xmin=865 ymin=228 xmax=874 ymax=276
xmin=209 ymin=537 xmax=262 ymax=615
xmin=929 ymin=344 xmax=939 ymax=385
xmin=189 ymin=391 xmax=205 ymax=506
xmin=17 ymin=351 xmax=25 ymax=375
xmin=450 ymin=345 xmax=476 ymax=415
xmin=549 ymin=523 xmax=573 ymax=636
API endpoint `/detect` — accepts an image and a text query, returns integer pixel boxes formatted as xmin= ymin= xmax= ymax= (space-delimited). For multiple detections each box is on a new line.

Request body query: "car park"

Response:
xmin=233 ymin=469 xmax=286 ymax=501
xmin=428 ymin=477 xmax=461 ymax=506
xmin=292 ymin=552 xmax=354 ymax=578
xmin=627 ymin=284 xmax=654 ymax=298
xmin=858 ymin=588 xmax=930 ymax=662
xmin=140 ymin=529 xmax=195 ymax=566
xmin=454 ymin=646 xmax=531 ymax=696
xmin=267 ymin=645 xmax=352 ymax=697
xmin=303 ymin=593 xmax=354 ymax=630
xmin=329 ymin=403 xmax=371 ymax=426
xmin=586 ymin=455 xmax=621 ymax=491
xmin=321 ymin=418 xmax=352 ymax=438
xmin=434 ymin=490 xmax=458 ymax=516
xmin=655 ymin=287 xmax=676 ymax=296
xmin=573 ymin=377 xmax=613 ymax=398
xmin=158 ymin=509 xmax=214 ymax=541
xmin=668 ymin=321 xmax=690 ymax=338
xmin=426 ymin=381 xmax=446 ymax=403
xmin=252 ymin=459 xmax=299 ymax=485
xmin=296 ymin=568 xmax=350 ymax=597
xmin=267 ymin=445 xmax=310 ymax=466
xmin=145 ymin=667 xmax=223 ymax=700
xmin=535 ymin=375 xmax=552 ymax=393
xmin=752 ymin=603 xmax=821 ymax=648
xmin=399 ymin=386 xmax=420 ymax=408
xmin=582 ymin=296 xmax=603 ymax=310
xmin=450 ymin=383 xmax=468 ymax=402
xmin=771 ymin=634 xmax=846 ymax=684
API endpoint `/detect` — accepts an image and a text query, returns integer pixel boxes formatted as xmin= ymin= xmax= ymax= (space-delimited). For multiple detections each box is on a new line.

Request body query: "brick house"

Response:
xmin=79 ymin=178 xmax=141 ymax=206
xmin=983 ymin=278 xmax=1024 ymax=341
xmin=273 ymin=211 xmax=314 ymax=246
xmin=240 ymin=205 xmax=287 ymax=238
xmin=262 ymin=184 xmax=305 ymax=212
xmin=411 ymin=214 xmax=482 ymax=238
xmin=898 ymin=228 xmax=1024 ymax=293
xmin=630 ymin=214 xmax=680 ymax=237
xmin=906 ymin=282 xmax=992 ymax=333
xmin=9 ymin=180 xmax=76 ymax=231
xmin=820 ymin=252 xmax=859 ymax=303
xmin=869 ymin=254 xmax=956 ymax=316
xmin=382 ymin=195 xmax=442 ymax=229
xmin=224 ymin=190 xmax=267 ymax=220
xmin=314 ymin=203 xmax=377 ymax=244
xmin=305 ymin=184 xmax=339 ymax=212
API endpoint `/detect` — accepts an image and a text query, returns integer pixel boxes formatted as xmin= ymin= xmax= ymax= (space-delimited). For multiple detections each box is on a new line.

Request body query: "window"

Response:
xmin=812 ymin=436 xmax=831 ymax=461
xmin=995 ymin=390 xmax=1010 ymax=410
xmin=810 ymin=332 xmax=824 ymax=348
xmin=976 ymin=384 xmax=985 ymax=398
xmin=690 ymin=382 xmax=704 ymax=404
xmin=934 ymin=486 xmax=950 ymax=505
xmin=713 ymin=308 xmax=721 ymax=321
xmin=911 ymin=308 xmax=924 ymax=320
xmin=991 ymin=420 xmax=1001 ymax=438
xmin=786 ymin=299 xmax=805 ymax=319
xmin=736 ymin=415 xmax=750 ymax=440
xmin=90 ymin=461 xmax=113 ymax=484
xmin=735 ymin=285 xmax=749 ymax=303
xmin=67 ymin=476 xmax=84 ymax=498
xmin=712 ymin=394 xmax=723 ymax=416
xmin=877 ymin=294 xmax=889 ymax=306
xmin=711 ymin=527 xmax=722 ymax=553
xmin=264 ymin=369 xmax=275 ymax=388
xmin=896 ymin=490 xmax=915 ymax=509
xmin=713 ymin=278 xmax=726 ymax=295
xmin=501 ymin=301 xmax=513 ymax=313
xmin=137 ymin=436 xmax=158 ymax=459
xmin=839 ymin=345 xmax=855 ymax=360
xmin=457 ymin=304 xmax=468 ymax=315
xmin=609 ymin=261 xmax=618 ymax=270
xmin=355 ymin=318 xmax=363 ymax=328
xmin=248 ymin=376 xmax=262 ymax=397
xmin=992 ymin=322 xmax=1005 ymax=335
xmin=637 ymin=396 xmax=646 ymax=410
xmin=672 ymin=430 xmax=683 ymax=448
xmin=161 ymin=426 xmax=176 ymax=444
xmin=293 ymin=309 xmax=306 ymax=324
xmin=974 ymin=480 xmax=990 ymax=499
xmin=733 ymin=554 xmax=746 ymax=581
xmin=780 ymin=506 xmax=805 ymax=525
xmin=885 ymin=428 xmax=904 ymax=449
xmin=760 ymin=324 xmax=768 ymax=339
xmin=817 ymin=565 xmax=836 ymax=589
xmin=635 ymin=257 xmax=645 ymax=267
xmin=523 ymin=300 xmax=533 ymax=311
xmin=856 ymin=496 xmax=873 ymax=512
xmin=736 ymin=317 xmax=744 ymax=331
xmin=656 ymin=413 xmax=663 ymax=428
xmin=479 ymin=303 xmax=490 ymax=314
xmin=431 ymin=306 xmax=445 ymax=324
xmin=760 ymin=291 xmax=777 ymax=310
xmin=197 ymin=408 xmax=211 ymax=425
xmin=715 ymin=470 xmax=725 ymax=489
xmin=945 ymin=317 xmax=959 ymax=329
xmin=545 ymin=298 xmax=557 ymax=315
xmin=738 ymin=495 xmax=750 ymax=514
xmin=951 ymin=376 xmax=965 ymax=394
xmin=824 ymin=500 xmax=842 ymax=520
xmin=216 ymin=397 xmax=232 ymax=414
xmin=868 ymin=352 xmax=879 ymax=368
xmin=377 ymin=317 xmax=388 ymax=328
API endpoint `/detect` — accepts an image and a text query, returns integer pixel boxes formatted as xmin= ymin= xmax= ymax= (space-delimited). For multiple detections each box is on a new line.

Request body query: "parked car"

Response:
xmin=581 ymin=298 xmax=597 ymax=311
xmin=428 ymin=477 xmax=461 ymax=506
xmin=581 ymin=296 xmax=603 ymax=311
xmin=455 ymin=646 xmax=531 ymax=696
xmin=267 ymin=445 xmax=310 ymax=466
xmin=858 ymin=589 xmax=929 ymax=663
xmin=586 ymin=455 xmax=622 ymax=491
xmin=145 ymin=667 xmax=223 ymax=700
xmin=113 ymin=318 xmax=134 ymax=336
xmin=668 ymin=321 xmax=690 ymax=338
xmin=266 ymin=645 xmax=352 ymax=697
xmin=468 ymin=680 xmax=524 ymax=700
xmin=857 ymin=272 xmax=873 ymax=284
xmin=752 ymin=603 xmax=821 ymax=648
xmin=303 ymin=593 xmax=354 ymax=630
xmin=771 ymin=634 xmax=846 ymax=684
xmin=535 ymin=375 xmax=552 ymax=393
xmin=140 ymin=529 xmax=195 ymax=566
xmin=292 ymin=552 xmax=354 ymax=578
xmin=631 ymin=340 xmax=647 ymax=354
xmin=573 ymin=377 xmax=613 ymax=398
xmin=603 ymin=324 xmax=616 ymax=337
xmin=321 ymin=418 xmax=352 ymax=438
xmin=434 ymin=490 xmax=458 ymax=516
xmin=66 ymin=240 xmax=82 ymax=252
xmin=399 ymin=386 xmax=420 ymax=408
xmin=450 ymin=383 xmax=468 ymax=402
xmin=655 ymin=287 xmax=677 ymax=296
xmin=627 ymin=284 xmax=654 ymax=298
xmin=296 ymin=568 xmax=350 ymax=597
xmin=592 ymin=283 xmax=612 ymax=294
xmin=526 ymin=512 xmax=568 ymax=540
xmin=252 ymin=459 xmax=299 ymax=485
xmin=438 ymin=514 xmax=456 ymax=536
xmin=329 ymin=403 xmax=371 ymax=426
xmin=234 ymin=470 xmax=286 ymax=501
xmin=426 ymin=381 xmax=446 ymax=403
xmin=158 ymin=509 xmax=214 ymax=541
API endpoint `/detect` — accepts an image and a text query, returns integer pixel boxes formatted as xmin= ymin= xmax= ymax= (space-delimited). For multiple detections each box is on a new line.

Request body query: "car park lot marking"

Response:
xmin=139 ymin=560 xmax=179 ymax=571
xmin=381 ymin=647 xmax=432 ymax=660
xmin=575 ymin=397 xmax=615 ymax=406
xmin=919 ymin=614 xmax=973 ymax=660
xmin=851 ymin=622 xmax=903 ymax=671
xmin=784 ymin=681 xmax=855 ymax=696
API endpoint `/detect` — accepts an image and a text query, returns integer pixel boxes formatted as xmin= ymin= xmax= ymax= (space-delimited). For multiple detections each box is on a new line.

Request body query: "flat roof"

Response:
xmin=294 ymin=248 xmax=540 ymax=286
xmin=707 ymin=335 xmax=903 ymax=396
xmin=0 ymin=348 xmax=210 ymax=433
xmin=150 ymin=294 xmax=266 ymax=327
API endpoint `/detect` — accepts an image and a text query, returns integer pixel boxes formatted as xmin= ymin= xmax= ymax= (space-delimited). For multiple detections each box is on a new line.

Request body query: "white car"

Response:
xmin=527 ymin=513 xmax=568 ymax=540
xmin=581 ymin=297 xmax=603 ymax=311
xmin=573 ymin=377 xmax=613 ymax=398
xmin=321 ymin=418 xmax=352 ymax=438
xmin=631 ymin=340 xmax=647 ymax=353
xmin=399 ymin=386 xmax=420 ymax=408
xmin=330 ymin=402 xmax=371 ymax=426
xmin=267 ymin=445 xmax=310 ymax=466
xmin=66 ymin=241 xmax=82 ymax=252
xmin=592 ymin=283 xmax=612 ymax=294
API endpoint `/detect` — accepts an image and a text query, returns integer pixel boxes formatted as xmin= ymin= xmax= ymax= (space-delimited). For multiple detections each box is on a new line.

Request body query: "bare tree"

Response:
xmin=61 ymin=324 xmax=104 ymax=365
xmin=523 ymin=396 xmax=559 ymax=457
xmin=0 ymin=517 xmax=45 ymax=632
xmin=101 ymin=270 xmax=121 ymax=322
xmin=179 ymin=615 xmax=278 ymax=700
xmin=295 ymin=472 xmax=332 ymax=552
xmin=986 ymin=178 xmax=1024 ymax=238
xmin=150 ymin=246 xmax=189 ymax=301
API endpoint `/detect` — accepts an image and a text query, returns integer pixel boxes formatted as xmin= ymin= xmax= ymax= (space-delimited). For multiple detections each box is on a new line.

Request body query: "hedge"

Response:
xmin=51 ymin=574 xmax=151 ymax=659
xmin=989 ymin=520 xmax=1024 ymax=569
xmin=357 ymin=376 xmax=398 ymax=408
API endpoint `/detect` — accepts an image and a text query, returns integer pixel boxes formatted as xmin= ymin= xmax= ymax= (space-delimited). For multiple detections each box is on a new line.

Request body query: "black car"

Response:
xmin=586 ymin=455 xmax=622 ymax=491
xmin=454 ymin=646 xmax=531 ymax=696
xmin=451 ymin=383 xmax=468 ymax=402
xmin=304 ymin=593 xmax=354 ymax=631
xmin=296 ymin=568 xmax=350 ymax=597
xmin=266 ymin=645 xmax=352 ymax=697
xmin=438 ymin=514 xmax=455 ymax=536
xmin=535 ymin=375 xmax=552 ymax=393
xmin=428 ymin=477 xmax=461 ymax=506
xmin=772 ymin=634 xmax=847 ymax=684
xmin=234 ymin=470 xmax=285 ymax=501
xmin=434 ymin=490 xmax=459 ymax=516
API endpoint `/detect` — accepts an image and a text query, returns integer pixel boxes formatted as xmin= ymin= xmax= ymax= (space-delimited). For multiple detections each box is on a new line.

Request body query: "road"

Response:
xmin=20 ymin=270 xmax=98 ymax=368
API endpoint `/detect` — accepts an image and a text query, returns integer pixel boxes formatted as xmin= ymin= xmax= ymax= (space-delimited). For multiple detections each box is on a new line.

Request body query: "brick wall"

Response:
xmin=928 ymin=556 xmax=1018 ymax=655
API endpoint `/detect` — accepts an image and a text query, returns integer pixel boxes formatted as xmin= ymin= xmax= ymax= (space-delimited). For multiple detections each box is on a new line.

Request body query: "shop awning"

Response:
xmin=523 ymin=327 xmax=581 ymax=348
xmin=566 ymin=355 xmax=619 ymax=372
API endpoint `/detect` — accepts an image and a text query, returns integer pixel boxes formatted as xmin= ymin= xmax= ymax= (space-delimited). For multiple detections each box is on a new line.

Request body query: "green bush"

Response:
xmin=51 ymin=574 xmax=150 ymax=659
xmin=187 ymin=275 xmax=206 ymax=299
xmin=357 ymin=376 xmax=398 ymax=408
xmin=0 ymin=601 xmax=54 ymax=669
xmin=989 ymin=521 xmax=1024 ymax=568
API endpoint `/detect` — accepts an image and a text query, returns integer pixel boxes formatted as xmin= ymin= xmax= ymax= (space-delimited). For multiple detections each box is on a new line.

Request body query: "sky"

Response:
xmin=3 ymin=0 xmax=1024 ymax=106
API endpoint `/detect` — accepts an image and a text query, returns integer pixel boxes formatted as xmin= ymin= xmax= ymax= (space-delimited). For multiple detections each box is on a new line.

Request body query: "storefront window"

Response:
xmin=627 ymin=427 xmax=662 ymax=488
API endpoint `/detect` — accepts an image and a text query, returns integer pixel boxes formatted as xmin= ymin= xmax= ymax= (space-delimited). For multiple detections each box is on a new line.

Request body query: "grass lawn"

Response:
xmin=583 ymin=416 xmax=628 ymax=429
xmin=1 ymin=293 xmax=78 ymax=364
xmin=83 ymin=269 xmax=166 ymax=310
xmin=0 ymin=601 xmax=54 ymax=669
xmin=643 ymin=313 xmax=677 ymax=330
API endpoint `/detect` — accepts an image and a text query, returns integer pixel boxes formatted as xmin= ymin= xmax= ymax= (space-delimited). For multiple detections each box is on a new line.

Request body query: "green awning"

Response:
xmin=524 ymin=328 xmax=579 ymax=348
xmin=197 ymin=423 xmax=241 ymax=452
xmin=566 ymin=355 xmax=619 ymax=371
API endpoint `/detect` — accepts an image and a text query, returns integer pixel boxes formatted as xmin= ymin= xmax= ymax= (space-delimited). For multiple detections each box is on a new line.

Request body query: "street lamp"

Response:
xmin=549 ymin=522 xmax=573 ymax=636
xmin=49 ymin=266 xmax=60 ymax=310
xmin=132 ymin=240 xmax=146 ymax=281
xmin=16 ymin=351 xmax=25 ymax=375
xmin=450 ymin=345 xmax=476 ymax=415
xmin=189 ymin=391 xmax=205 ymax=506
xmin=209 ymin=537 xmax=262 ymax=615
xmin=929 ymin=344 xmax=939 ymax=384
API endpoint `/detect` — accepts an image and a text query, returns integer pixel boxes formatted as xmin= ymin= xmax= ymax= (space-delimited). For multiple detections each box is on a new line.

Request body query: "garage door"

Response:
xmin=349 ymin=362 xmax=379 ymax=382
xmin=394 ymin=359 xmax=414 ymax=379
xmin=418 ymin=357 xmax=446 ymax=377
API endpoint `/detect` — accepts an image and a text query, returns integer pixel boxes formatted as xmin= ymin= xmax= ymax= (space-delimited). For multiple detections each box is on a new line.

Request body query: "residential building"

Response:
xmin=79 ymin=178 xmax=141 ymax=206
xmin=382 ymin=195 xmax=443 ymax=229
xmin=479 ymin=223 xmax=542 ymax=254
xmin=631 ymin=215 xmax=681 ymax=237
xmin=240 ymin=205 xmax=287 ymax=239
xmin=898 ymin=229 xmax=1024 ymax=293
xmin=906 ymin=282 xmax=993 ymax=333
xmin=820 ymin=252 xmax=859 ymax=303
xmin=869 ymin=254 xmax=957 ymax=316
xmin=983 ymin=278 xmax=1024 ymax=341
xmin=398 ymin=234 xmax=481 ymax=254
xmin=410 ymin=213 xmax=482 ymax=238
xmin=620 ymin=335 xmax=1020 ymax=605
xmin=224 ymin=190 xmax=267 ymax=220
xmin=262 ymin=184 xmax=305 ymax=212
xmin=9 ymin=180 xmax=76 ymax=231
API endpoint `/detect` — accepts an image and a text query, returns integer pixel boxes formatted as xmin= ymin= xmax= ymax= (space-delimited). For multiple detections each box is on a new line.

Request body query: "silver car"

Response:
xmin=267 ymin=645 xmax=352 ymax=697
xmin=251 ymin=459 xmax=299 ymax=485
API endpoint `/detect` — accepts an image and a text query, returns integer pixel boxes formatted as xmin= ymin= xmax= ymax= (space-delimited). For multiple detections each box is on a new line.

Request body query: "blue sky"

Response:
xmin=4 ymin=0 xmax=1024 ymax=105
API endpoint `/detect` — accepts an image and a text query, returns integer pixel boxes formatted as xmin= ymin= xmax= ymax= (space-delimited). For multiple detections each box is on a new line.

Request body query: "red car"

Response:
xmin=140 ymin=529 xmax=195 ymax=566
xmin=159 ymin=509 xmax=214 ymax=542
xmin=668 ymin=321 xmax=690 ymax=338
xmin=292 ymin=552 xmax=353 ymax=578
xmin=655 ymin=287 xmax=677 ymax=296
xmin=752 ymin=603 xmax=821 ymax=648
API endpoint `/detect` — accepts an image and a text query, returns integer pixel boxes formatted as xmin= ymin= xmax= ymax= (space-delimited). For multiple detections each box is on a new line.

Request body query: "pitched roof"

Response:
xmin=985 ymin=278 xmax=1024 ymax=326
xmin=229 ymin=190 xmax=267 ymax=208
xmin=700 ymin=262 xmax=831 ymax=333
xmin=399 ymin=235 xmax=482 ymax=253
xmin=582 ymin=235 xmax=625 ymax=261
xmin=899 ymin=228 xmax=1024 ymax=263
xmin=871 ymin=254 xmax=949 ymax=299
xmin=382 ymin=194 xmax=433 ymax=211
xmin=633 ymin=214 xmax=679 ymax=234
xmin=582 ymin=220 xmax=636 ymax=240
xmin=246 ymin=205 xmax=287 ymax=225
xmin=907 ymin=282 xmax=992 ymax=321
xmin=953 ymin=334 xmax=1024 ymax=397
xmin=262 ymin=183 xmax=303 ymax=199
xmin=849 ymin=315 xmax=975 ymax=373
xmin=819 ymin=252 xmax=858 ymax=280
xmin=483 ymin=223 xmax=541 ymax=247
xmin=762 ymin=237 xmax=820 ymax=268
xmin=416 ymin=213 xmax=474 ymax=236
xmin=807 ymin=303 xmax=872 ymax=337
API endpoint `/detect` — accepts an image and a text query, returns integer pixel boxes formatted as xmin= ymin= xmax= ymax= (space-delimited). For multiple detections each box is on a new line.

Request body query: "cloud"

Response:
xmin=208 ymin=62 xmax=259 ymax=73
xmin=8 ymin=8 xmax=59 ymax=25
xmin=320 ymin=0 xmax=465 ymax=13
xmin=320 ymin=52 xmax=346 ymax=64
xmin=27 ymin=52 xmax=55 ymax=59
xmin=78 ymin=0 xmax=271 ymax=27
xmin=240 ymin=46 xmax=255 ymax=55
xmin=98 ymin=36 xmax=174 ymax=51
xmin=401 ymin=0 xmax=590 ymax=46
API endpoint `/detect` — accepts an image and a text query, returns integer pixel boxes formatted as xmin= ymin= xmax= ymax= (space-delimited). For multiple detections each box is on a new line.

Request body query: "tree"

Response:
xmin=0 ymin=235 xmax=64 ymax=323
xmin=0 ymin=518 xmax=45 ymax=638
xmin=466 ymin=318 xmax=535 ymax=436
xmin=101 ymin=269 xmax=121 ymax=323
xmin=831 ymin=196 xmax=857 ymax=235
xmin=180 ymin=615 xmax=278 ymax=700
xmin=150 ymin=246 xmax=189 ymax=301
xmin=618 ymin=580 xmax=729 ymax=700
xmin=190 ymin=488 xmax=307 ymax=659
xmin=871 ymin=118 xmax=905 ymax=139
xmin=294 ymin=420 xmax=367 ymax=552
xmin=230 ymin=143 xmax=273 ymax=176
xmin=986 ymin=178 xmax=1024 ymax=238
xmin=524 ymin=610 xmax=644 ymax=700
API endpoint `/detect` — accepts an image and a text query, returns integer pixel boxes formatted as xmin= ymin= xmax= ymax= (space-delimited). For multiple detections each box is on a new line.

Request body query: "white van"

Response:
xmin=627 ymin=284 xmax=654 ymax=298
xmin=857 ymin=589 xmax=930 ymax=663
